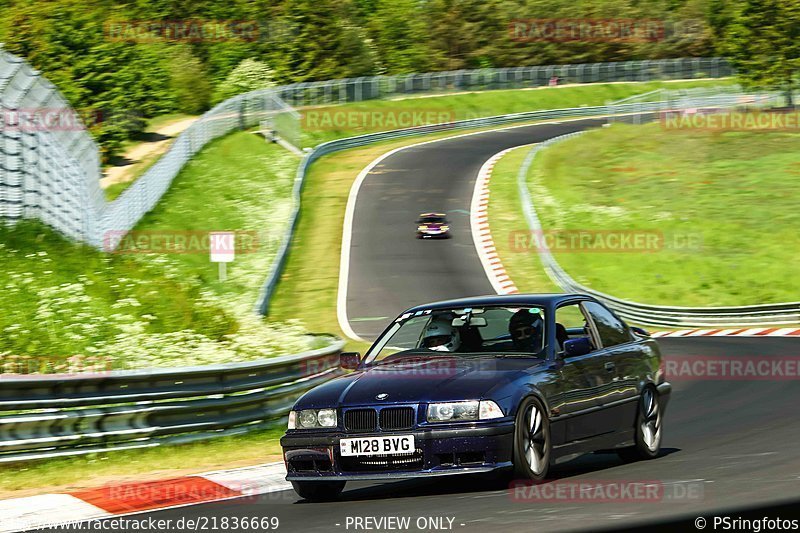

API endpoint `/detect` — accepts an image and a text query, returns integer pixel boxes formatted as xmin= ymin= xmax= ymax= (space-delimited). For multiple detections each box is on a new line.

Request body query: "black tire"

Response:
xmin=618 ymin=386 xmax=662 ymax=462
xmin=512 ymin=396 xmax=551 ymax=480
xmin=290 ymin=480 xmax=346 ymax=502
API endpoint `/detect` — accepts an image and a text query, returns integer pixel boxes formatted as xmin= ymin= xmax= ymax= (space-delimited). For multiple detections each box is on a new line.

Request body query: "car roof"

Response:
xmin=418 ymin=212 xmax=446 ymax=217
xmin=404 ymin=293 xmax=594 ymax=313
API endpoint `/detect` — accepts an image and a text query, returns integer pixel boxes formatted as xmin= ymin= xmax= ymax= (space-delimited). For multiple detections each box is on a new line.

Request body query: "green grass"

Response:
xmin=104 ymin=181 xmax=130 ymax=201
xmin=0 ymin=132 xmax=321 ymax=373
xmin=0 ymin=427 xmax=285 ymax=500
xmin=0 ymin=221 xmax=238 ymax=371
xmin=134 ymin=132 xmax=297 ymax=310
xmin=522 ymin=123 xmax=800 ymax=306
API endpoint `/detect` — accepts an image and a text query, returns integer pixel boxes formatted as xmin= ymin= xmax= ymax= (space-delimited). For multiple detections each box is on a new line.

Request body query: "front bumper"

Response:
xmin=417 ymin=230 xmax=450 ymax=239
xmin=281 ymin=422 xmax=514 ymax=481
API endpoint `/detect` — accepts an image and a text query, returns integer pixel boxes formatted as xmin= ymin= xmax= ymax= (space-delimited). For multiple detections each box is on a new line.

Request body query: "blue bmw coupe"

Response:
xmin=281 ymin=293 xmax=671 ymax=501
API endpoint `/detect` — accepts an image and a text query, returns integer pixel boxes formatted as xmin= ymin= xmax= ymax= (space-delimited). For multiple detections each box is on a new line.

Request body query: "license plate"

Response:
xmin=339 ymin=435 xmax=415 ymax=457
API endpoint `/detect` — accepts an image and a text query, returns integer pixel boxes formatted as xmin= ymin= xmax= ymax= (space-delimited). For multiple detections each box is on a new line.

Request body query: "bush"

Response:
xmin=214 ymin=58 xmax=277 ymax=103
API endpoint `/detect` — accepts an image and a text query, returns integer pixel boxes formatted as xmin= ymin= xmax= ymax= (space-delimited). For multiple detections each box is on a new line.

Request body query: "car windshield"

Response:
xmin=419 ymin=216 xmax=446 ymax=224
xmin=364 ymin=305 xmax=547 ymax=363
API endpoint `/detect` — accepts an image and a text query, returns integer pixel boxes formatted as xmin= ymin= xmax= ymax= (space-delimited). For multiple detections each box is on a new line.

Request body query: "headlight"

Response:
xmin=290 ymin=409 xmax=338 ymax=429
xmin=427 ymin=400 xmax=504 ymax=422
xmin=298 ymin=410 xmax=318 ymax=428
xmin=427 ymin=401 xmax=479 ymax=422
xmin=418 ymin=225 xmax=427 ymax=231
xmin=317 ymin=408 xmax=337 ymax=427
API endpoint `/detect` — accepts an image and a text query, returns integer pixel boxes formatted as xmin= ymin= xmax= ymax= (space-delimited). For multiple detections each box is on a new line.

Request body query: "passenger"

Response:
xmin=508 ymin=309 xmax=544 ymax=353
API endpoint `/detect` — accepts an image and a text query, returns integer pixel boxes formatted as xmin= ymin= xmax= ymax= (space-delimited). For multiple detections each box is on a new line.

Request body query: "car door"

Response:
xmin=551 ymin=301 xmax=612 ymax=442
xmin=580 ymin=301 xmax=640 ymax=433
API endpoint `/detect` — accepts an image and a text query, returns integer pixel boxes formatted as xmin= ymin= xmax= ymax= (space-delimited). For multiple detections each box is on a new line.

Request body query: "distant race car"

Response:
xmin=416 ymin=213 xmax=450 ymax=239
xmin=280 ymin=293 xmax=670 ymax=501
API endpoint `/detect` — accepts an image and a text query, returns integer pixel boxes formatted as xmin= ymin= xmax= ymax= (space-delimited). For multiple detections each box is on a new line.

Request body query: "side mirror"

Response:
xmin=631 ymin=326 xmax=650 ymax=337
xmin=563 ymin=338 xmax=592 ymax=357
xmin=340 ymin=352 xmax=361 ymax=370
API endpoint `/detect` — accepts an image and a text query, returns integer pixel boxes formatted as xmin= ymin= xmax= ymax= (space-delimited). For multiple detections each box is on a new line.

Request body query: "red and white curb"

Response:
xmin=651 ymin=327 xmax=800 ymax=338
xmin=0 ymin=462 xmax=290 ymax=532
xmin=471 ymin=147 xmax=531 ymax=295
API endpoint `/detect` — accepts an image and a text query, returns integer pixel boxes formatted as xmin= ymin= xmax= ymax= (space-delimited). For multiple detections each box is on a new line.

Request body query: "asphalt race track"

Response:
xmin=75 ymin=119 xmax=800 ymax=531
xmin=345 ymin=117 xmax=606 ymax=340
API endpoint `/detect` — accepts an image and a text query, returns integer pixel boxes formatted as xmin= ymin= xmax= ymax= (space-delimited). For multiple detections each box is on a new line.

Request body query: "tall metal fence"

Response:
xmin=0 ymin=47 xmax=102 ymax=240
xmin=1 ymin=49 xmax=732 ymax=249
xmin=271 ymin=58 xmax=732 ymax=107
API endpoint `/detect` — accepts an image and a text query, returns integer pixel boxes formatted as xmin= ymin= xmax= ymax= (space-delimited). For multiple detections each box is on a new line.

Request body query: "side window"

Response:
xmin=582 ymin=302 xmax=631 ymax=348
xmin=554 ymin=303 xmax=589 ymax=352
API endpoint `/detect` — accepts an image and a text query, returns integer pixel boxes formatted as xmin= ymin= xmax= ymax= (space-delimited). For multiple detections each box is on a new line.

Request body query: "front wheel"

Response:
xmin=618 ymin=386 xmax=662 ymax=462
xmin=290 ymin=480 xmax=346 ymax=502
xmin=512 ymin=396 xmax=551 ymax=480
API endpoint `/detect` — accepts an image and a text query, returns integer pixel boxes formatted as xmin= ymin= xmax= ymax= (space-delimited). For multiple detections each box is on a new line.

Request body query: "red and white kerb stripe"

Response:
xmin=652 ymin=327 xmax=800 ymax=338
xmin=471 ymin=148 xmax=522 ymax=295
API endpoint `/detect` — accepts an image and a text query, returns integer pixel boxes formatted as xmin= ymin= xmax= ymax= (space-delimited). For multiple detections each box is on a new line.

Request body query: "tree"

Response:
xmin=168 ymin=46 xmax=212 ymax=114
xmin=215 ymin=58 xmax=277 ymax=102
xmin=723 ymin=0 xmax=800 ymax=106
xmin=368 ymin=0 xmax=432 ymax=73
xmin=268 ymin=0 xmax=378 ymax=81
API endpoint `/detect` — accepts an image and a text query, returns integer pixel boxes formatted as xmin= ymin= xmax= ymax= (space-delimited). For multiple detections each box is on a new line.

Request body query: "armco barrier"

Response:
xmin=0 ymin=336 xmax=344 ymax=463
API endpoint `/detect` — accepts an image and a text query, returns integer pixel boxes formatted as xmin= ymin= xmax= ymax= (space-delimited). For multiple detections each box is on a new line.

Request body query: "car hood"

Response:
xmin=295 ymin=355 xmax=543 ymax=408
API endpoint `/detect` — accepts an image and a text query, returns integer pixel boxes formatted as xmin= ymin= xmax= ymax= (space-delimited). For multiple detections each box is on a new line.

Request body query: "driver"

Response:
xmin=421 ymin=316 xmax=461 ymax=352
xmin=508 ymin=309 xmax=544 ymax=353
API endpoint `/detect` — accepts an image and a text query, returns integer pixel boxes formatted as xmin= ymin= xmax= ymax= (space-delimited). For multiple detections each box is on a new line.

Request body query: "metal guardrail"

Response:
xmin=516 ymin=115 xmax=800 ymax=327
xmin=0 ymin=336 xmax=345 ymax=463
